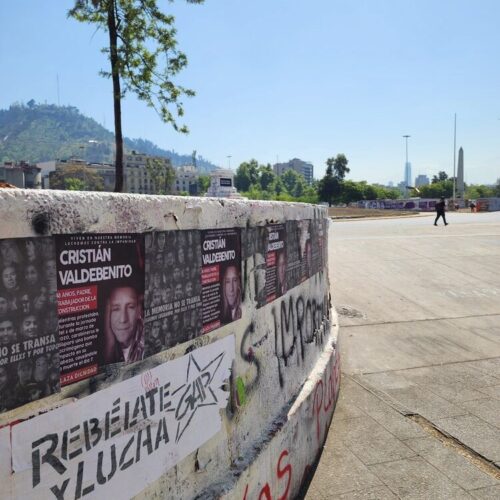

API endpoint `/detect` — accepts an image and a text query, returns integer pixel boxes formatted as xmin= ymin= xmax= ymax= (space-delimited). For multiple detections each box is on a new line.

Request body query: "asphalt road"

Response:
xmin=306 ymin=211 xmax=500 ymax=499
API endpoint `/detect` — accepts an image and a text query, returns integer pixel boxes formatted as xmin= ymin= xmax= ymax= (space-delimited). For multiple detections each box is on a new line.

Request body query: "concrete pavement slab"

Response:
xmin=446 ymin=316 xmax=500 ymax=347
xmin=341 ymin=319 xmax=500 ymax=374
xmin=459 ymin=398 xmax=500 ymax=428
xmin=339 ymin=415 xmax=416 ymax=466
xmin=478 ymin=385 xmax=500 ymax=399
xmin=465 ymin=357 xmax=500 ymax=378
xmin=434 ymin=414 xmax=500 ymax=463
xmin=338 ymin=377 xmax=427 ymax=440
xmin=367 ymin=456 xmax=473 ymax=499
xmin=403 ymin=437 xmax=498 ymax=491
xmin=469 ymin=485 xmax=500 ymax=499
xmin=363 ymin=383 xmax=468 ymax=421
xmin=332 ymin=485 xmax=399 ymax=499
xmin=304 ymin=440 xmax=383 ymax=499
xmin=391 ymin=361 xmax=500 ymax=390
xmin=306 ymin=213 xmax=500 ymax=497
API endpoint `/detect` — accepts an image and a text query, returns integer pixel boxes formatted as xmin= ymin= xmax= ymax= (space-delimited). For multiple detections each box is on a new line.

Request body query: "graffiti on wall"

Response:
xmin=273 ymin=290 xmax=330 ymax=389
xmin=240 ymin=347 xmax=340 ymax=499
xmin=0 ymin=218 xmax=328 ymax=419
xmin=7 ymin=335 xmax=234 ymax=499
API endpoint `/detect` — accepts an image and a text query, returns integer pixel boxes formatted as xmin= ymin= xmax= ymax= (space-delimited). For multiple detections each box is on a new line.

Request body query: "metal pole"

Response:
xmin=453 ymin=113 xmax=456 ymax=205
xmin=403 ymin=135 xmax=410 ymax=196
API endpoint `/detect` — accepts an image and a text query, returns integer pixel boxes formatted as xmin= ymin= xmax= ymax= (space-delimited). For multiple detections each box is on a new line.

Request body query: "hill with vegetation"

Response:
xmin=0 ymin=101 xmax=217 ymax=171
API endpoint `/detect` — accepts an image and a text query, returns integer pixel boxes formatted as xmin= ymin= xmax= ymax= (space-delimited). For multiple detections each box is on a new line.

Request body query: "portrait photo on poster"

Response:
xmin=264 ymin=224 xmax=287 ymax=304
xmin=243 ymin=226 xmax=268 ymax=309
xmin=0 ymin=237 xmax=60 ymax=413
xmin=144 ymin=230 xmax=203 ymax=356
xmin=220 ymin=262 xmax=242 ymax=324
xmin=201 ymin=228 xmax=241 ymax=333
xmin=101 ymin=280 xmax=144 ymax=364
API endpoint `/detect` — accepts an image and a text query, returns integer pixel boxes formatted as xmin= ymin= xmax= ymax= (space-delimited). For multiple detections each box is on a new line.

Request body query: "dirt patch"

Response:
xmin=336 ymin=305 xmax=366 ymax=319
xmin=328 ymin=207 xmax=418 ymax=218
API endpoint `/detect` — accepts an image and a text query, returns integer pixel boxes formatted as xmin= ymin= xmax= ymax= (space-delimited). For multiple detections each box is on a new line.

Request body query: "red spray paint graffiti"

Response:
xmin=242 ymin=450 xmax=292 ymax=500
xmin=242 ymin=348 xmax=340 ymax=499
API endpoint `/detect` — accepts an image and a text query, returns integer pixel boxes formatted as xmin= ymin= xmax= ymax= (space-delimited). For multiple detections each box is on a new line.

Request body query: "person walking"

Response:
xmin=434 ymin=196 xmax=448 ymax=226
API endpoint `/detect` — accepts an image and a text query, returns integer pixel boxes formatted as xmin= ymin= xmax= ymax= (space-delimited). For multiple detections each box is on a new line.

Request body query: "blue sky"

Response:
xmin=1 ymin=0 xmax=499 ymax=184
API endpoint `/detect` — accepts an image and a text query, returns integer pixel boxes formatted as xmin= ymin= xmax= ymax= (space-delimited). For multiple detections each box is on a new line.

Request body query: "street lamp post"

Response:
xmin=403 ymin=135 xmax=411 ymax=197
xmin=453 ymin=113 xmax=457 ymax=206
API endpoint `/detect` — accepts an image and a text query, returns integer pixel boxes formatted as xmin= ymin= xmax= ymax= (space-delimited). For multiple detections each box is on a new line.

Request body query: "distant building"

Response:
xmin=0 ymin=161 xmax=41 ymax=189
xmin=415 ymin=174 xmax=430 ymax=187
xmin=174 ymin=165 xmax=199 ymax=195
xmin=124 ymin=151 xmax=172 ymax=194
xmin=48 ymin=158 xmax=115 ymax=191
xmin=273 ymin=158 xmax=314 ymax=185
xmin=87 ymin=162 xmax=115 ymax=191
xmin=37 ymin=160 xmax=56 ymax=188
xmin=46 ymin=151 xmax=176 ymax=193
xmin=205 ymin=168 xmax=244 ymax=198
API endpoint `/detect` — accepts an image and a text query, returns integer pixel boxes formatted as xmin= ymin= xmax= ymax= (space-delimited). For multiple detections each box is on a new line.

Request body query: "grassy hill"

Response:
xmin=0 ymin=101 xmax=216 ymax=171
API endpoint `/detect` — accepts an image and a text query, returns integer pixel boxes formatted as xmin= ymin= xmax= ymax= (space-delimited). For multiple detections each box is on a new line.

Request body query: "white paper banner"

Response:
xmin=0 ymin=426 xmax=12 ymax=498
xmin=11 ymin=334 xmax=235 ymax=499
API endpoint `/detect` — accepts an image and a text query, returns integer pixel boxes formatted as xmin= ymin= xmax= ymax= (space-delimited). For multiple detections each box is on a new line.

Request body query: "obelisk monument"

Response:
xmin=457 ymin=147 xmax=464 ymax=198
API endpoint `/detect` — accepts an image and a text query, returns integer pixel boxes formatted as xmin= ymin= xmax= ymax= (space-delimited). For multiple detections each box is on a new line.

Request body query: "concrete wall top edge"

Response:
xmin=1 ymin=190 xmax=327 ymax=238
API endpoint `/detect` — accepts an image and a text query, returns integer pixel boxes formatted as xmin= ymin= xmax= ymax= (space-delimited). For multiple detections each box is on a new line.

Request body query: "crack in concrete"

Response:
xmin=349 ymin=375 xmax=500 ymax=482
xmin=340 ymin=312 xmax=500 ymax=328
xmin=360 ymin=355 xmax=500 ymax=376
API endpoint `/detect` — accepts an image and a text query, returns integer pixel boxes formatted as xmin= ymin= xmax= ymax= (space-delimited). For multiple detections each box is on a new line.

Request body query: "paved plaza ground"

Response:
xmin=306 ymin=211 xmax=500 ymax=499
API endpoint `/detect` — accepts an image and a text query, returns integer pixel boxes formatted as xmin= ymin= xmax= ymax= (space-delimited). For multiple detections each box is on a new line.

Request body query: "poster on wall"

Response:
xmin=55 ymin=233 xmax=145 ymax=386
xmin=242 ymin=226 xmax=268 ymax=308
xmin=285 ymin=220 xmax=302 ymax=292
xmin=265 ymin=224 xmax=287 ymax=303
xmin=10 ymin=334 xmax=235 ymax=500
xmin=298 ymin=220 xmax=313 ymax=282
xmin=310 ymin=218 xmax=327 ymax=276
xmin=144 ymin=230 xmax=202 ymax=355
xmin=0 ymin=237 xmax=60 ymax=412
xmin=201 ymin=228 xmax=241 ymax=333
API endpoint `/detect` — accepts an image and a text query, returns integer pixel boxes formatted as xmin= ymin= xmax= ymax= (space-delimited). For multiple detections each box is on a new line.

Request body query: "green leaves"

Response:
xmin=234 ymin=160 xmax=317 ymax=203
xmin=68 ymin=0 xmax=203 ymax=190
xmin=145 ymin=156 xmax=175 ymax=194
xmin=68 ymin=0 xmax=203 ymax=132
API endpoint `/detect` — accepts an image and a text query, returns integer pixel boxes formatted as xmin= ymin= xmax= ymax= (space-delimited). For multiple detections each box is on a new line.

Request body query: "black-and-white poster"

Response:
xmin=144 ymin=231 xmax=202 ymax=355
xmin=0 ymin=237 xmax=60 ymax=412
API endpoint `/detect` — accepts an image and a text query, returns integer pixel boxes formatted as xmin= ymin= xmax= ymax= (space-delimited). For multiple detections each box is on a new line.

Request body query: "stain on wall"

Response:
xmin=0 ymin=191 xmax=339 ymax=499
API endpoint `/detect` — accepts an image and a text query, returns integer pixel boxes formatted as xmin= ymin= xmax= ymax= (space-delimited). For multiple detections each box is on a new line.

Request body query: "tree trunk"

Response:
xmin=107 ymin=1 xmax=124 ymax=192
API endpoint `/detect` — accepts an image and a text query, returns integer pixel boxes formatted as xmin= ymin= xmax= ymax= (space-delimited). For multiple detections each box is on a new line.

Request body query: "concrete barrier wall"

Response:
xmin=0 ymin=190 xmax=340 ymax=499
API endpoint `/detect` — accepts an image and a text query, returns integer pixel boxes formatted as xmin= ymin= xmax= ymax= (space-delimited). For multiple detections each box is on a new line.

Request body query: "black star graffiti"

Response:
xmin=169 ymin=350 xmax=226 ymax=443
